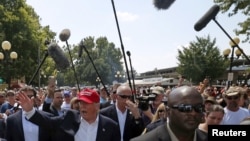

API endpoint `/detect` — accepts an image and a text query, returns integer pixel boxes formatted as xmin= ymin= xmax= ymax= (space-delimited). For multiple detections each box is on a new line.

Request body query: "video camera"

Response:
xmin=136 ymin=93 xmax=156 ymax=111
xmin=136 ymin=93 xmax=156 ymax=102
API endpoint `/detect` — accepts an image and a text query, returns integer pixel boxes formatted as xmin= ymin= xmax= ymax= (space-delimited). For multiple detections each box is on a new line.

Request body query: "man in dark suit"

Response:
xmin=130 ymin=86 xmax=208 ymax=141
xmin=42 ymin=88 xmax=64 ymax=116
xmin=0 ymin=118 xmax=5 ymax=139
xmin=5 ymin=85 xmax=53 ymax=141
xmin=100 ymin=84 xmax=144 ymax=141
xmin=6 ymin=109 xmax=53 ymax=141
xmin=18 ymin=88 xmax=120 ymax=141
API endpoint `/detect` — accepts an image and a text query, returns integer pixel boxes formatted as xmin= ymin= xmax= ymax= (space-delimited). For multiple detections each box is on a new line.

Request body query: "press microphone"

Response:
xmin=59 ymin=28 xmax=71 ymax=41
xmin=78 ymin=39 xmax=84 ymax=58
xmin=126 ymin=51 xmax=131 ymax=56
xmin=194 ymin=5 xmax=220 ymax=31
xmin=153 ymin=0 xmax=175 ymax=10
xmin=48 ymin=43 xmax=70 ymax=70
xmin=59 ymin=28 xmax=81 ymax=91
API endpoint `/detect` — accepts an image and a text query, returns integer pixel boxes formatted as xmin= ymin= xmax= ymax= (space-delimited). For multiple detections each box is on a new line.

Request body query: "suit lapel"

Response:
xmin=96 ymin=115 xmax=105 ymax=141
xmin=111 ymin=105 xmax=119 ymax=122
xmin=123 ymin=110 xmax=131 ymax=136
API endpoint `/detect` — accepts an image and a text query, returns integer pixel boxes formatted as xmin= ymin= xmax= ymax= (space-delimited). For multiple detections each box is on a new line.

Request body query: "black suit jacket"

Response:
xmin=0 ymin=119 xmax=5 ymax=139
xmin=42 ymin=101 xmax=61 ymax=116
xmin=6 ymin=110 xmax=53 ymax=141
xmin=29 ymin=109 xmax=120 ymax=141
xmin=100 ymin=101 xmax=112 ymax=109
xmin=130 ymin=124 xmax=208 ymax=141
xmin=100 ymin=105 xmax=144 ymax=141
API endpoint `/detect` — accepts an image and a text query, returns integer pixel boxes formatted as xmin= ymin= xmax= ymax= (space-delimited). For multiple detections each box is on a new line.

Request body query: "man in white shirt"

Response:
xmin=6 ymin=86 xmax=53 ymax=141
xmin=221 ymin=86 xmax=250 ymax=124
xmin=18 ymin=88 xmax=120 ymax=141
xmin=61 ymin=90 xmax=72 ymax=110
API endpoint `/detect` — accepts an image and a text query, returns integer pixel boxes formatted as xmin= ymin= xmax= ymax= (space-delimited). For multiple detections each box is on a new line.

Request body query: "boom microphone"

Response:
xmin=48 ymin=43 xmax=70 ymax=70
xmin=59 ymin=29 xmax=71 ymax=41
xmin=126 ymin=51 xmax=131 ymax=56
xmin=59 ymin=28 xmax=81 ymax=91
xmin=194 ymin=5 xmax=220 ymax=31
xmin=153 ymin=0 xmax=175 ymax=10
xmin=78 ymin=39 xmax=84 ymax=58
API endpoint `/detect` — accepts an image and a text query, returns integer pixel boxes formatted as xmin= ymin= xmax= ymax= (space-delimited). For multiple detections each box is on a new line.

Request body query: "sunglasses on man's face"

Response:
xmin=171 ymin=104 xmax=204 ymax=113
xmin=226 ymin=95 xmax=239 ymax=100
xmin=118 ymin=95 xmax=132 ymax=99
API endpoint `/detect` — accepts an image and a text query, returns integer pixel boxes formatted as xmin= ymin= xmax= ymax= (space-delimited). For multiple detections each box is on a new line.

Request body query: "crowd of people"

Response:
xmin=0 ymin=76 xmax=249 ymax=141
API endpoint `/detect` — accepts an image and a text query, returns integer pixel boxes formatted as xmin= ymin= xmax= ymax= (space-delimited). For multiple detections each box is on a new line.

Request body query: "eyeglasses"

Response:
xmin=158 ymin=109 xmax=165 ymax=113
xmin=226 ymin=95 xmax=239 ymax=100
xmin=118 ymin=95 xmax=132 ymax=99
xmin=171 ymin=104 xmax=204 ymax=113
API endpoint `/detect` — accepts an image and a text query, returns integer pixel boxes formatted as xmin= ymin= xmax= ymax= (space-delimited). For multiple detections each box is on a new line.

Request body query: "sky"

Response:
xmin=25 ymin=0 xmax=249 ymax=74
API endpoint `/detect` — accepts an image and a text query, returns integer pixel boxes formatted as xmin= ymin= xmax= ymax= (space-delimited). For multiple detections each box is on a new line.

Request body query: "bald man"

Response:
xmin=130 ymin=85 xmax=208 ymax=141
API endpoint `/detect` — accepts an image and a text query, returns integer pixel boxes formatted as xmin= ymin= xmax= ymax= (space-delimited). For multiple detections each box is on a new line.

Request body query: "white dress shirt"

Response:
xmin=116 ymin=104 xmax=127 ymax=141
xmin=22 ymin=110 xmax=39 ymax=141
xmin=74 ymin=116 xmax=99 ymax=141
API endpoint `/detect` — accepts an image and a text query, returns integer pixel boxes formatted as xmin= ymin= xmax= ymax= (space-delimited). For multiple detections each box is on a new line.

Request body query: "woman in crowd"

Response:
xmin=141 ymin=103 xmax=168 ymax=134
xmin=70 ymin=97 xmax=79 ymax=110
xmin=198 ymin=104 xmax=224 ymax=133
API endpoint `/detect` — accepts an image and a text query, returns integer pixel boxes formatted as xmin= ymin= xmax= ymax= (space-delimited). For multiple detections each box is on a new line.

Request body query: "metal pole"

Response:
xmin=38 ymin=45 xmax=41 ymax=88
xmin=213 ymin=19 xmax=250 ymax=63
xmin=227 ymin=46 xmax=235 ymax=89
xmin=110 ymin=0 xmax=134 ymax=96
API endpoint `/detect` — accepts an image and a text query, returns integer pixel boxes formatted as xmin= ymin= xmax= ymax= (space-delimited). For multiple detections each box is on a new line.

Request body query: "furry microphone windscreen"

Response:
xmin=48 ymin=43 xmax=70 ymax=70
xmin=153 ymin=0 xmax=176 ymax=10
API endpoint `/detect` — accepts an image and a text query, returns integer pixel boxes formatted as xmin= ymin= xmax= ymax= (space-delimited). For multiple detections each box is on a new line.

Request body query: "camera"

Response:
xmin=136 ymin=94 xmax=156 ymax=102
xmin=136 ymin=93 xmax=156 ymax=111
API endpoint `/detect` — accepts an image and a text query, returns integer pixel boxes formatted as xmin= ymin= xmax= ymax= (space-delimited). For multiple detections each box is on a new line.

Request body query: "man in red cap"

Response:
xmin=18 ymin=88 xmax=120 ymax=141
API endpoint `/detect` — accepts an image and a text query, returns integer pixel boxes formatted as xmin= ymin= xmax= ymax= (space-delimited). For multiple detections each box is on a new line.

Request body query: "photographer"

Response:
xmin=138 ymin=86 xmax=165 ymax=126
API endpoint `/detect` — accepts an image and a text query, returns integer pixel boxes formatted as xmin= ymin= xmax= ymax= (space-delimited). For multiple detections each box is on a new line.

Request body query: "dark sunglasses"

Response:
xmin=119 ymin=95 xmax=132 ymax=99
xmin=158 ymin=109 xmax=165 ymax=113
xmin=171 ymin=104 xmax=204 ymax=113
xmin=226 ymin=95 xmax=239 ymax=100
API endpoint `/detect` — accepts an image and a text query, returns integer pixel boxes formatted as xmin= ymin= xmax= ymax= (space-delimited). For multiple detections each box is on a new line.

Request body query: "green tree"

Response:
xmin=177 ymin=35 xmax=228 ymax=84
xmin=214 ymin=0 xmax=250 ymax=43
xmin=0 ymin=0 xmax=56 ymax=88
xmin=57 ymin=36 xmax=124 ymax=87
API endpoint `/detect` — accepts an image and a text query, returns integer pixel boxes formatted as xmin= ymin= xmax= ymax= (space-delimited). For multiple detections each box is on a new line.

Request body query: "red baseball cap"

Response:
xmin=77 ymin=88 xmax=100 ymax=104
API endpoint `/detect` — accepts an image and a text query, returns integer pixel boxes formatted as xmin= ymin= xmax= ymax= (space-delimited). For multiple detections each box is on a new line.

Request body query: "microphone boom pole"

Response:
xmin=81 ymin=45 xmax=110 ymax=96
xmin=110 ymin=0 xmax=134 ymax=97
xmin=59 ymin=29 xmax=81 ymax=92
xmin=65 ymin=40 xmax=81 ymax=92
xmin=126 ymin=51 xmax=136 ymax=94
xmin=28 ymin=50 xmax=49 ymax=85
xmin=212 ymin=19 xmax=250 ymax=63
